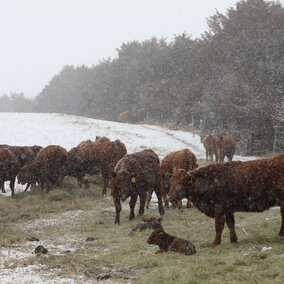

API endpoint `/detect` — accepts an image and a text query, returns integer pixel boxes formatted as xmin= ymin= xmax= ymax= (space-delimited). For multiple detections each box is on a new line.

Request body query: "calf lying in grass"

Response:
xmin=128 ymin=217 xmax=164 ymax=236
xmin=147 ymin=229 xmax=196 ymax=255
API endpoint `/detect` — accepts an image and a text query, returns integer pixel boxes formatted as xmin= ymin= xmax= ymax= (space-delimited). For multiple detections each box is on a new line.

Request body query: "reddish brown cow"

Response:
xmin=203 ymin=134 xmax=218 ymax=162
xmin=147 ymin=229 xmax=196 ymax=255
xmin=216 ymin=135 xmax=236 ymax=162
xmin=120 ymin=111 xmax=130 ymax=123
xmin=89 ymin=139 xmax=127 ymax=195
xmin=67 ymin=140 xmax=97 ymax=187
xmin=111 ymin=149 xmax=164 ymax=224
xmin=159 ymin=149 xmax=198 ymax=209
xmin=18 ymin=145 xmax=68 ymax=192
xmin=167 ymin=154 xmax=284 ymax=246
xmin=128 ymin=217 xmax=164 ymax=237
xmin=0 ymin=148 xmax=19 ymax=196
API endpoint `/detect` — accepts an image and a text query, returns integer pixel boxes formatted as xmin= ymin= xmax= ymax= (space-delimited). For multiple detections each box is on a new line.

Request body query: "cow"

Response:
xmin=128 ymin=217 xmax=164 ymax=237
xmin=111 ymin=149 xmax=165 ymax=224
xmin=0 ymin=144 xmax=43 ymax=191
xmin=67 ymin=140 xmax=97 ymax=188
xmin=216 ymin=135 xmax=236 ymax=162
xmin=17 ymin=145 xmax=68 ymax=192
xmin=120 ymin=111 xmax=130 ymax=123
xmin=95 ymin=136 xmax=110 ymax=143
xmin=166 ymin=154 xmax=284 ymax=246
xmin=147 ymin=229 xmax=196 ymax=255
xmin=89 ymin=139 xmax=127 ymax=196
xmin=0 ymin=148 xmax=19 ymax=196
xmin=158 ymin=149 xmax=198 ymax=209
xmin=203 ymin=134 xmax=218 ymax=162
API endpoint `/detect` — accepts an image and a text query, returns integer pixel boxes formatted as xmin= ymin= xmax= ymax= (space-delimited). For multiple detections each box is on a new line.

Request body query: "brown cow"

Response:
xmin=120 ymin=111 xmax=130 ymax=123
xmin=158 ymin=149 xmax=198 ymax=209
xmin=67 ymin=140 xmax=97 ymax=187
xmin=147 ymin=229 xmax=196 ymax=255
xmin=0 ymin=144 xmax=43 ymax=191
xmin=0 ymin=148 xmax=19 ymax=196
xmin=128 ymin=217 xmax=164 ymax=237
xmin=111 ymin=149 xmax=164 ymax=224
xmin=89 ymin=139 xmax=127 ymax=195
xmin=216 ymin=135 xmax=236 ymax=162
xmin=167 ymin=154 xmax=284 ymax=246
xmin=18 ymin=145 xmax=68 ymax=192
xmin=203 ymin=134 xmax=218 ymax=162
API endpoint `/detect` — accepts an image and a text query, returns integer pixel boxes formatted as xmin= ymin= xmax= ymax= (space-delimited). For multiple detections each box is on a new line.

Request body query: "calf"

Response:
xmin=128 ymin=217 xmax=164 ymax=237
xmin=167 ymin=154 xmax=284 ymax=246
xmin=159 ymin=149 xmax=198 ymax=209
xmin=18 ymin=145 xmax=68 ymax=192
xmin=0 ymin=148 xmax=19 ymax=196
xmin=111 ymin=149 xmax=164 ymax=224
xmin=147 ymin=230 xmax=196 ymax=255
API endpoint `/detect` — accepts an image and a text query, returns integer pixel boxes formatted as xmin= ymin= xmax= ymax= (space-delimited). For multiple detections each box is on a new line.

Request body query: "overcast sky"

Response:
xmin=0 ymin=0 xmax=282 ymax=98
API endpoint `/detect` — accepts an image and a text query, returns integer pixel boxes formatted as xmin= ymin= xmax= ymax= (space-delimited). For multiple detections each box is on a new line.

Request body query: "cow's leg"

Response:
xmin=101 ymin=171 xmax=109 ymax=196
xmin=226 ymin=212 xmax=238 ymax=243
xmin=145 ymin=188 xmax=153 ymax=209
xmin=186 ymin=199 xmax=192 ymax=208
xmin=177 ymin=200 xmax=182 ymax=209
xmin=0 ymin=179 xmax=5 ymax=193
xmin=206 ymin=149 xmax=209 ymax=162
xmin=113 ymin=196 xmax=121 ymax=224
xmin=279 ymin=204 xmax=284 ymax=236
xmin=154 ymin=187 xmax=165 ymax=216
xmin=129 ymin=194 xmax=138 ymax=220
xmin=77 ymin=176 xmax=84 ymax=188
xmin=213 ymin=214 xmax=226 ymax=246
xmin=139 ymin=192 xmax=147 ymax=216
xmin=40 ymin=178 xmax=45 ymax=191
xmin=10 ymin=178 xmax=16 ymax=197
xmin=24 ymin=183 xmax=30 ymax=192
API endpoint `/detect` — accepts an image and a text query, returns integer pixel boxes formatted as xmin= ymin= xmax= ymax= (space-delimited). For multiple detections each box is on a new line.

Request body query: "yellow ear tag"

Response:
xmin=189 ymin=177 xmax=194 ymax=183
xmin=131 ymin=177 xmax=136 ymax=183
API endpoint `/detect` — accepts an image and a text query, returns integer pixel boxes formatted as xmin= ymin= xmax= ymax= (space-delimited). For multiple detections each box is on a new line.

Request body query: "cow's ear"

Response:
xmin=111 ymin=172 xmax=117 ymax=178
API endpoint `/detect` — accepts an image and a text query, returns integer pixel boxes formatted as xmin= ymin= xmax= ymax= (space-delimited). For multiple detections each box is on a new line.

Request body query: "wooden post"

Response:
xmin=192 ymin=114 xmax=194 ymax=138
xmin=273 ymin=135 xmax=277 ymax=154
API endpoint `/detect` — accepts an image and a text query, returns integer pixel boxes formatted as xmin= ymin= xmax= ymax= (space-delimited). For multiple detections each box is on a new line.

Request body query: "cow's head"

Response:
xmin=143 ymin=217 xmax=164 ymax=231
xmin=111 ymin=169 xmax=136 ymax=201
xmin=166 ymin=169 xmax=195 ymax=203
xmin=17 ymin=165 xmax=37 ymax=185
xmin=147 ymin=230 xmax=171 ymax=246
xmin=67 ymin=151 xmax=83 ymax=176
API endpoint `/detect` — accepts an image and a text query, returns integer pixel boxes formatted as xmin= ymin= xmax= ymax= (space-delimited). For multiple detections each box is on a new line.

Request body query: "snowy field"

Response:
xmin=0 ymin=113 xmax=260 ymax=283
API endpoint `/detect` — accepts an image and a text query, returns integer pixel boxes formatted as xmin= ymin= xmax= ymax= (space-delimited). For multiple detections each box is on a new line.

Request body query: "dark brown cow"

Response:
xmin=167 ymin=154 xmax=284 ymax=246
xmin=18 ymin=145 xmax=68 ymax=192
xmin=147 ymin=229 xmax=196 ymax=255
xmin=120 ymin=111 xmax=130 ymax=123
xmin=0 ymin=144 xmax=43 ymax=191
xmin=158 ymin=149 xmax=198 ymax=209
xmin=111 ymin=149 xmax=164 ymax=224
xmin=0 ymin=148 xmax=19 ymax=196
xmin=89 ymin=139 xmax=127 ymax=195
xmin=203 ymin=134 xmax=218 ymax=162
xmin=67 ymin=140 xmax=97 ymax=187
xmin=128 ymin=217 xmax=164 ymax=237
xmin=216 ymin=135 xmax=236 ymax=162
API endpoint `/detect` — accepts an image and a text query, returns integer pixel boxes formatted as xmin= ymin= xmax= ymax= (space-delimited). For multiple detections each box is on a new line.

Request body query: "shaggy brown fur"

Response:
xmin=147 ymin=229 xmax=196 ymax=255
xmin=111 ymin=149 xmax=164 ymax=224
xmin=216 ymin=135 xmax=236 ymax=162
xmin=167 ymin=154 xmax=284 ymax=246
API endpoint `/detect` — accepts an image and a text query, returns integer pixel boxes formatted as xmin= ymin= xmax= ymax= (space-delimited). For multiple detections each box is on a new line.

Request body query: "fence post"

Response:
xmin=192 ymin=115 xmax=194 ymax=138
xmin=273 ymin=135 xmax=277 ymax=154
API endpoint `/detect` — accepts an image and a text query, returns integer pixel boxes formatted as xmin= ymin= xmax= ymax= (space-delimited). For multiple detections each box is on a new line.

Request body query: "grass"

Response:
xmin=0 ymin=170 xmax=284 ymax=283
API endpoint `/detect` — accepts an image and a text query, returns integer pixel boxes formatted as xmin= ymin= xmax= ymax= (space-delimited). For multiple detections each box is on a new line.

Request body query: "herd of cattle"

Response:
xmin=0 ymin=133 xmax=283 ymax=249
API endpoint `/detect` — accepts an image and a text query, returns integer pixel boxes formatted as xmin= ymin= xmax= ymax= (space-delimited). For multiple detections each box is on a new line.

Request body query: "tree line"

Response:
xmin=1 ymin=0 xmax=283 ymax=155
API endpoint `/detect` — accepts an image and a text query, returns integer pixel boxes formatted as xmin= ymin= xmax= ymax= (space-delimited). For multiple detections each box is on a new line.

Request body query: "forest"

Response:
xmin=1 ymin=0 xmax=283 ymax=155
